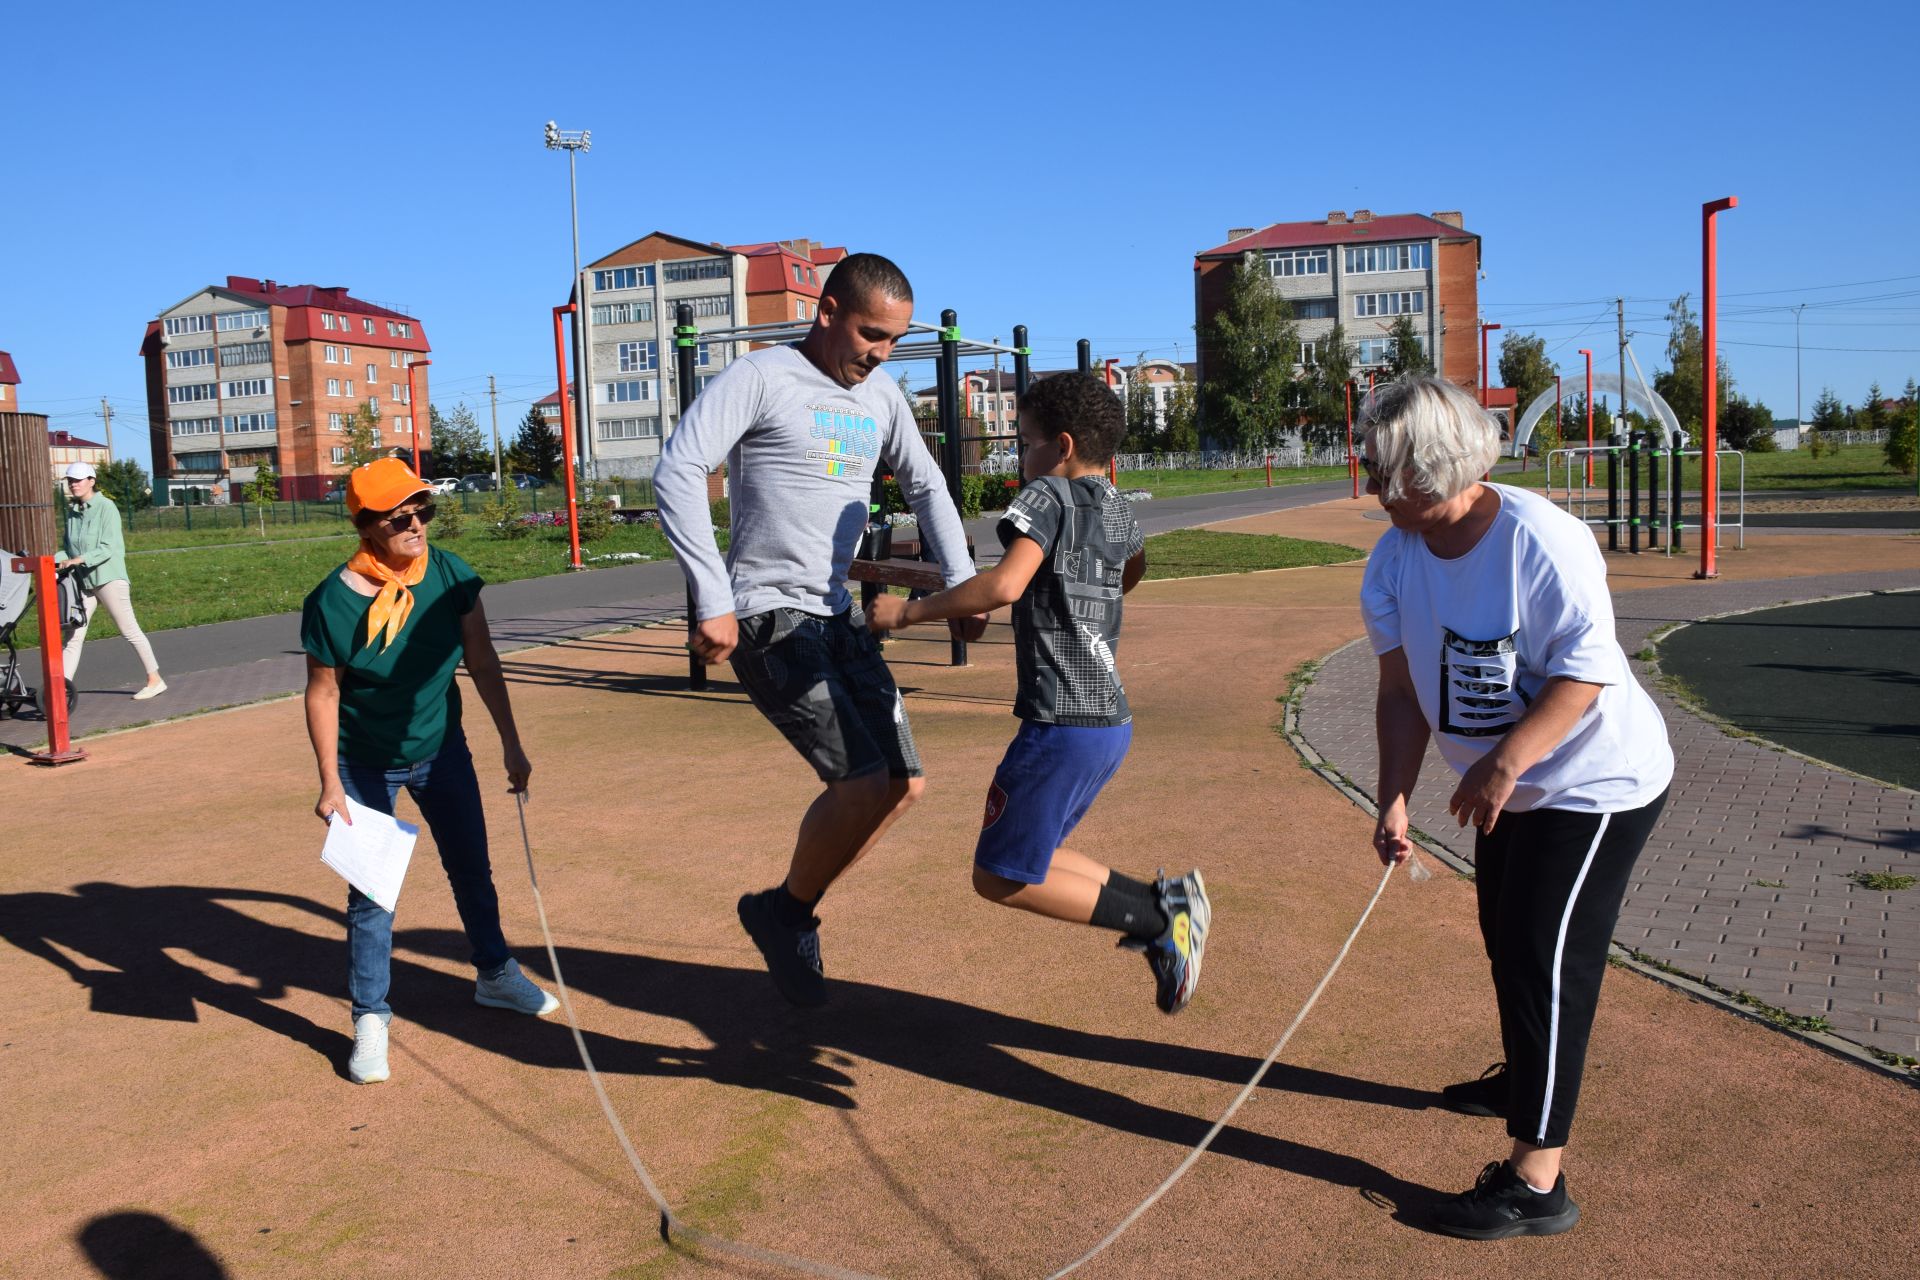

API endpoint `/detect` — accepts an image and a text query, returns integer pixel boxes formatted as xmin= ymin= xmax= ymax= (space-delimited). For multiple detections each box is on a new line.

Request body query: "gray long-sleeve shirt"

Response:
xmin=654 ymin=344 xmax=975 ymax=623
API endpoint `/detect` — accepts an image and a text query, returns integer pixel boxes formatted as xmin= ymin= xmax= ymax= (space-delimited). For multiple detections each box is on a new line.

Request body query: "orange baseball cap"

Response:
xmin=345 ymin=458 xmax=431 ymax=516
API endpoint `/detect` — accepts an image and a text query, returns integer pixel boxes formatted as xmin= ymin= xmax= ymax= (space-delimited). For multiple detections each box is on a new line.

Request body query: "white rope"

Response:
xmin=1045 ymin=859 xmax=1402 ymax=1278
xmin=515 ymin=790 xmax=1410 ymax=1279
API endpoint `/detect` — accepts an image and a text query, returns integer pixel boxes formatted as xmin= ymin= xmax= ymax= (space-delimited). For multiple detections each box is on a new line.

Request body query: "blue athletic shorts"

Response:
xmin=974 ymin=719 xmax=1132 ymax=885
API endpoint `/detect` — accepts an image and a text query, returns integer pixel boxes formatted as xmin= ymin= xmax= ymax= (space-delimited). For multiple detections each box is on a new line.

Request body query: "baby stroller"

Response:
xmin=0 ymin=551 xmax=38 ymax=719
xmin=0 ymin=554 xmax=86 ymax=720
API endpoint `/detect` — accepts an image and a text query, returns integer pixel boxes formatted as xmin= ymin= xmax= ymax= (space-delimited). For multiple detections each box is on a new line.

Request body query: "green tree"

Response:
xmin=97 ymin=458 xmax=151 ymax=511
xmin=1811 ymin=386 xmax=1848 ymax=433
xmin=341 ymin=403 xmax=386 ymax=471
xmin=431 ymin=402 xmax=488 ymax=478
xmin=1123 ymin=353 xmax=1160 ymax=452
xmin=1201 ymin=252 xmax=1299 ymax=449
xmin=1858 ymin=382 xmax=1887 ymax=436
xmin=246 ymin=461 xmax=279 ymax=534
xmin=1163 ymin=368 xmax=1199 ymax=452
xmin=1383 ymin=314 xmax=1434 ymax=378
xmin=1886 ymin=386 xmax=1918 ymax=475
xmin=1718 ymin=394 xmax=1777 ymax=453
xmin=507 ymin=406 xmax=562 ymax=481
xmin=1297 ymin=324 xmax=1353 ymax=449
xmin=1496 ymin=331 xmax=1555 ymax=423
xmin=1652 ymin=293 xmax=1731 ymax=441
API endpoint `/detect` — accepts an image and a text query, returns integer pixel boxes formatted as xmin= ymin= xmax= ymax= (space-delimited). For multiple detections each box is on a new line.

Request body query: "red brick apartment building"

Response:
xmin=140 ymin=277 xmax=430 ymax=502
xmin=0 ymin=350 xmax=19 ymax=413
xmin=1194 ymin=210 xmax=1482 ymax=418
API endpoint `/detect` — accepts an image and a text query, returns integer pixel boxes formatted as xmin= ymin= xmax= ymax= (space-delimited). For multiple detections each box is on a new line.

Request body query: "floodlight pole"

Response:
xmin=544 ymin=120 xmax=594 ymax=483
xmin=1697 ymin=195 xmax=1738 ymax=580
xmin=405 ymin=358 xmax=431 ymax=475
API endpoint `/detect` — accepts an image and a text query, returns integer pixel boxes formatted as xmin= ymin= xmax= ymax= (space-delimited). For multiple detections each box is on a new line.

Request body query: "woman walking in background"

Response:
xmin=57 ymin=461 xmax=165 ymax=709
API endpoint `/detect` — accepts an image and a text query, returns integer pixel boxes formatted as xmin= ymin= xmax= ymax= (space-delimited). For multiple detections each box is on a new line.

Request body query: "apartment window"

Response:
xmin=389 ymin=351 xmax=401 ymax=368
xmin=1344 ymin=243 xmax=1430 ymax=275
xmin=1352 ymin=291 xmax=1425 ymax=318
xmin=396 ymin=323 xmax=411 ymax=338
xmin=792 ymin=264 xmax=803 ymax=284
xmin=224 ymin=378 xmax=268 ymax=398
xmin=796 ymin=299 xmax=807 ymax=320
xmin=1264 ymin=248 xmax=1329 ymax=277
xmin=602 ymin=380 xmax=657 ymax=403
xmin=166 ymin=347 xmax=217 ymax=369
xmin=327 ymin=378 xmax=340 ymax=396
xmin=221 ymin=340 xmax=271 ymax=367
xmin=807 ymin=267 xmax=816 ymax=284
xmin=171 ymin=416 xmax=219 ymax=437
xmin=164 ymin=314 xmax=214 ymax=336
xmin=593 ymin=265 xmax=655 ymax=291
xmin=366 ymin=363 xmax=377 ymax=382
xmin=1290 ymin=297 xmax=1337 ymax=321
xmin=331 ymin=447 xmax=347 ymax=464
xmin=695 ymin=373 xmax=720 ymax=394
xmin=617 ymin=341 xmax=658 ymax=373
xmin=600 ymin=417 xmax=662 ymax=441
xmin=345 ymin=380 xmax=355 ymax=396
xmin=685 ymin=294 xmax=730 ymax=318
xmin=321 ymin=313 xmax=337 ymax=331
xmin=341 ymin=347 xmax=350 ymax=364
xmin=217 ymin=309 xmax=269 ymax=332
xmin=324 ymin=345 xmax=338 ymax=363
xmin=591 ymin=300 xmax=654 ymax=326
xmin=1355 ymin=338 xmax=1395 ymax=365
xmin=179 ymin=453 xmax=223 ymax=473
xmin=395 ymin=416 xmax=410 ymax=434
xmin=168 ymin=383 xmax=218 ymax=404
xmin=392 ymin=383 xmax=409 ymax=403
xmin=386 ymin=322 xmax=397 ymax=336
xmin=363 ymin=318 xmax=375 ymax=334
xmin=1299 ymin=340 xmax=1320 ymax=366
xmin=664 ymin=258 xmax=728 ymax=283
xmin=328 ymin=412 xmax=348 ymax=431
xmin=367 ymin=397 xmax=380 ymax=413
xmin=223 ymin=412 xmax=276 ymax=433
xmin=697 ymin=342 xmax=715 ymax=367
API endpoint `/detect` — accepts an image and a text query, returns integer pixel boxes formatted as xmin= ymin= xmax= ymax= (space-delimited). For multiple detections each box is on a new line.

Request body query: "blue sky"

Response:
xmin=5 ymin=0 xmax=1917 ymax=479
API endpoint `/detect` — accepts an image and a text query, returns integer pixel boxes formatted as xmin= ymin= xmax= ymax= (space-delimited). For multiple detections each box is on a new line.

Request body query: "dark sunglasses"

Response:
xmin=379 ymin=504 xmax=436 ymax=533
xmin=1359 ymin=455 xmax=1385 ymax=483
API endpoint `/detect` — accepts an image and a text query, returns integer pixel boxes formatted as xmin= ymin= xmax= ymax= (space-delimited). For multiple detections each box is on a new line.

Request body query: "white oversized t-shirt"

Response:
xmin=1360 ymin=484 xmax=1673 ymax=813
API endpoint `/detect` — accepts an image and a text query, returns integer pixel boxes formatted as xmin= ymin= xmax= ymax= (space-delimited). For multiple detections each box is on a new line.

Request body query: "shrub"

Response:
xmin=574 ymin=489 xmax=614 ymax=543
xmin=435 ymin=500 xmax=466 ymax=539
xmin=709 ymin=497 xmax=730 ymax=529
xmin=481 ymin=485 xmax=528 ymax=538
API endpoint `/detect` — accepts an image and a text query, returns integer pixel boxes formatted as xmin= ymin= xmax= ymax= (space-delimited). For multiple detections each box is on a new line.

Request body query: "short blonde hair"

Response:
xmin=1358 ymin=375 xmax=1501 ymax=504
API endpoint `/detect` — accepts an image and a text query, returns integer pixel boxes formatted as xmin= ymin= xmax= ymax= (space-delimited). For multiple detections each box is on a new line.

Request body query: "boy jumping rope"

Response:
xmin=867 ymin=373 xmax=1211 ymax=1013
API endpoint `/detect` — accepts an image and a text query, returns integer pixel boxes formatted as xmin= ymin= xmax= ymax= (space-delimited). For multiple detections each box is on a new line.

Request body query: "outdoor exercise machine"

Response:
xmin=1545 ymin=428 xmax=1745 ymax=555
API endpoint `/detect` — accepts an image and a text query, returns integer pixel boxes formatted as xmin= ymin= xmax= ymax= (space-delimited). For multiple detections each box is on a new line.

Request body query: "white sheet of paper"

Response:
xmin=320 ymin=797 xmax=418 ymax=913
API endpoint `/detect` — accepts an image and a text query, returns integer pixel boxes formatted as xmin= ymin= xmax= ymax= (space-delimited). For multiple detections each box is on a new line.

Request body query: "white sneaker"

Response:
xmin=474 ymin=958 xmax=559 ymax=1016
xmin=133 ymin=679 xmax=167 ymax=701
xmin=348 ymin=1013 xmax=390 ymax=1084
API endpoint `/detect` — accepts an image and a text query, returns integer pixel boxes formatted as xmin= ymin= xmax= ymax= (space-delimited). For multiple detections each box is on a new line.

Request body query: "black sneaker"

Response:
xmin=1441 ymin=1062 xmax=1509 ymax=1118
xmin=736 ymin=888 xmax=827 ymax=1008
xmin=1429 ymin=1161 xmax=1579 ymax=1240
xmin=1130 ymin=869 xmax=1210 ymax=1015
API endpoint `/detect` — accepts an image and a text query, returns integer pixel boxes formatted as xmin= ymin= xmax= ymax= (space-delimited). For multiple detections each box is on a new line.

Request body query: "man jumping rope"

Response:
xmin=654 ymin=253 xmax=982 ymax=1007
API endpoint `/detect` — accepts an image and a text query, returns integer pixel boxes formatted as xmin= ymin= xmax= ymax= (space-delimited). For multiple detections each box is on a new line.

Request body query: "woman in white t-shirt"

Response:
xmin=1358 ymin=375 xmax=1673 ymax=1241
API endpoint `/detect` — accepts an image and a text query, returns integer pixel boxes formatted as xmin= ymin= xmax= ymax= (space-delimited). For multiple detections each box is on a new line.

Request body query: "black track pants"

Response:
xmin=1474 ymin=788 xmax=1668 ymax=1148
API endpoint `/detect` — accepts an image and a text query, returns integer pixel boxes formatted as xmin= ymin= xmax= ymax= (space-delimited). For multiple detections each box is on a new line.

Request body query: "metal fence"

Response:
xmin=1114 ymin=443 xmax=1354 ymax=471
xmin=108 ymin=475 xmax=659 ymax=536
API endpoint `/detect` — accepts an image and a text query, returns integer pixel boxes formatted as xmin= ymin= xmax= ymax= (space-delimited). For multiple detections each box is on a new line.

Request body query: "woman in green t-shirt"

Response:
xmin=301 ymin=459 xmax=556 ymax=1086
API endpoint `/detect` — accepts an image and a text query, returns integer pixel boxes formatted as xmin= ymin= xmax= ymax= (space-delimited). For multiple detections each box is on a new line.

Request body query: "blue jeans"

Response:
xmin=339 ymin=731 xmax=510 ymax=1020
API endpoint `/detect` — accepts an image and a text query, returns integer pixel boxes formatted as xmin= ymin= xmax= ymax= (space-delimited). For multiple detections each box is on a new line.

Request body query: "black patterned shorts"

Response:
xmin=729 ymin=605 xmax=922 ymax=782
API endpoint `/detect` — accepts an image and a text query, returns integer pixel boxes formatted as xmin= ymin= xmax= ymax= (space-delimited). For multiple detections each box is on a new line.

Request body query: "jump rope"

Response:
xmin=513 ymin=792 xmax=1428 ymax=1278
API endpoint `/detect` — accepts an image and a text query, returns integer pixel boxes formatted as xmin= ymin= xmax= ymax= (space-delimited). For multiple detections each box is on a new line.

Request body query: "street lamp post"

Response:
xmin=1479 ymin=321 xmax=1502 ymax=408
xmin=405 ymin=358 xmax=430 ymax=476
xmin=544 ymin=120 xmax=593 ymax=484
xmin=1579 ymin=349 xmax=1594 ymax=486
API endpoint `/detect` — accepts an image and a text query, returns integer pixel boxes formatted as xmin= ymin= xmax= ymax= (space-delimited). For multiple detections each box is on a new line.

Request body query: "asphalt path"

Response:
xmin=1659 ymin=588 xmax=1920 ymax=789
xmin=14 ymin=478 xmax=1354 ymax=698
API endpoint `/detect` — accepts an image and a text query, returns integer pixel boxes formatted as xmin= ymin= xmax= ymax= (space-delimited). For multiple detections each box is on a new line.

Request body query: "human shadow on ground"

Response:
xmin=0 ymin=883 xmax=1447 ymax=1216
xmin=76 ymin=1210 xmax=229 ymax=1279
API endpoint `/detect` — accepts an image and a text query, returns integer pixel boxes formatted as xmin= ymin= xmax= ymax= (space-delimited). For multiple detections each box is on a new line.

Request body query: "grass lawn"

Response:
xmin=10 ymin=525 xmax=674 ymax=650
xmin=1141 ymin=528 xmax=1363 ymax=580
xmin=1118 ymin=464 xmax=1351 ymax=500
xmin=1499 ymin=443 xmax=1911 ymax=493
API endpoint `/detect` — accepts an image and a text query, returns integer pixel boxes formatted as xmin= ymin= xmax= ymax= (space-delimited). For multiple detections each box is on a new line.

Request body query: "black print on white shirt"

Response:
xmin=1439 ymin=626 xmax=1530 ymax=737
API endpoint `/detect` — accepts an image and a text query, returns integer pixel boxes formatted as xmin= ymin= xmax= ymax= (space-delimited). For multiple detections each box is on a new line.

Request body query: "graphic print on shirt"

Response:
xmin=1438 ymin=626 xmax=1530 ymax=737
xmin=806 ymin=406 xmax=880 ymax=478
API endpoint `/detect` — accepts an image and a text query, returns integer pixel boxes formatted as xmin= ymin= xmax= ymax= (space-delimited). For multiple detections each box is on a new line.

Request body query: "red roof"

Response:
xmin=1197 ymin=213 xmax=1475 ymax=259
xmin=0 ymin=350 xmax=17 ymax=385
xmin=50 ymin=430 xmax=106 ymax=450
xmin=535 ymin=385 xmax=573 ymax=407
xmin=142 ymin=278 xmax=430 ymax=354
xmin=218 ymin=276 xmax=419 ymax=322
xmin=727 ymin=240 xmax=845 ymax=297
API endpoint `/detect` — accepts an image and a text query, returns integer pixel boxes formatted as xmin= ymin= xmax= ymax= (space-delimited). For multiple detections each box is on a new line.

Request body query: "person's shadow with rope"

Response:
xmin=0 ymin=883 xmax=1451 ymax=1224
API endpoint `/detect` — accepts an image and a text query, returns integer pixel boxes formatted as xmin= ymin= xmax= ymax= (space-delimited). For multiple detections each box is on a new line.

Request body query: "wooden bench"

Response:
xmin=848 ymin=528 xmax=973 ymax=667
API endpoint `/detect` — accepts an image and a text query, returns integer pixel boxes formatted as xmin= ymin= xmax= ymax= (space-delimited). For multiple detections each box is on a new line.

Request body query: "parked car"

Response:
xmin=510 ymin=473 xmax=548 ymax=491
xmin=427 ymin=478 xmax=458 ymax=496
xmin=321 ymin=484 xmax=347 ymax=504
xmin=458 ymin=474 xmax=499 ymax=492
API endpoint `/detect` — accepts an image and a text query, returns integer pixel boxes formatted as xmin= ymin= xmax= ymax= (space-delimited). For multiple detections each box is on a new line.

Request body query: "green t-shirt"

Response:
xmin=300 ymin=548 xmax=484 ymax=767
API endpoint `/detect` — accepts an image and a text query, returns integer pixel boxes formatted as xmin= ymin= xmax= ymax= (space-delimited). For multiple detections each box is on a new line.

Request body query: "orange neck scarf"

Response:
xmin=346 ymin=544 xmax=428 ymax=651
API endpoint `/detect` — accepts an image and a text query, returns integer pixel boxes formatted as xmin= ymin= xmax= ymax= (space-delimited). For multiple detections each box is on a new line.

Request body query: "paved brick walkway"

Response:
xmin=1297 ymin=567 xmax=1920 ymax=1063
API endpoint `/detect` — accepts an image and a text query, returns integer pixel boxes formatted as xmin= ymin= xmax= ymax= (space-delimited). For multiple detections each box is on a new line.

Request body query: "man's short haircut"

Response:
xmin=1357 ymin=374 xmax=1501 ymax=504
xmin=820 ymin=253 xmax=913 ymax=310
xmin=1017 ymin=373 xmax=1127 ymax=467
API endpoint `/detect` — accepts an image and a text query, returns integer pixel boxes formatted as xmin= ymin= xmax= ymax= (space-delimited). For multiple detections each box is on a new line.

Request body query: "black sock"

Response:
xmin=1092 ymin=879 xmax=1168 ymax=940
xmin=1107 ymin=870 xmax=1158 ymax=898
xmin=773 ymin=884 xmax=818 ymax=926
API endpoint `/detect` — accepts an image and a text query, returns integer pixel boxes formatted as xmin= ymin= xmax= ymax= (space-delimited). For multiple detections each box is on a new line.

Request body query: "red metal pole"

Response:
xmin=11 ymin=555 xmax=86 ymax=766
xmin=1104 ymin=359 xmax=1120 ymax=486
xmin=1345 ymin=381 xmax=1356 ymax=498
xmin=1698 ymin=196 xmax=1738 ymax=579
xmin=1478 ymin=322 xmax=1501 ymax=408
xmin=406 ymin=358 xmax=431 ymax=474
xmin=1265 ymin=455 xmax=1272 ymax=487
xmin=550 ymin=305 xmax=584 ymax=570
xmin=1579 ymin=349 xmax=1594 ymax=486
